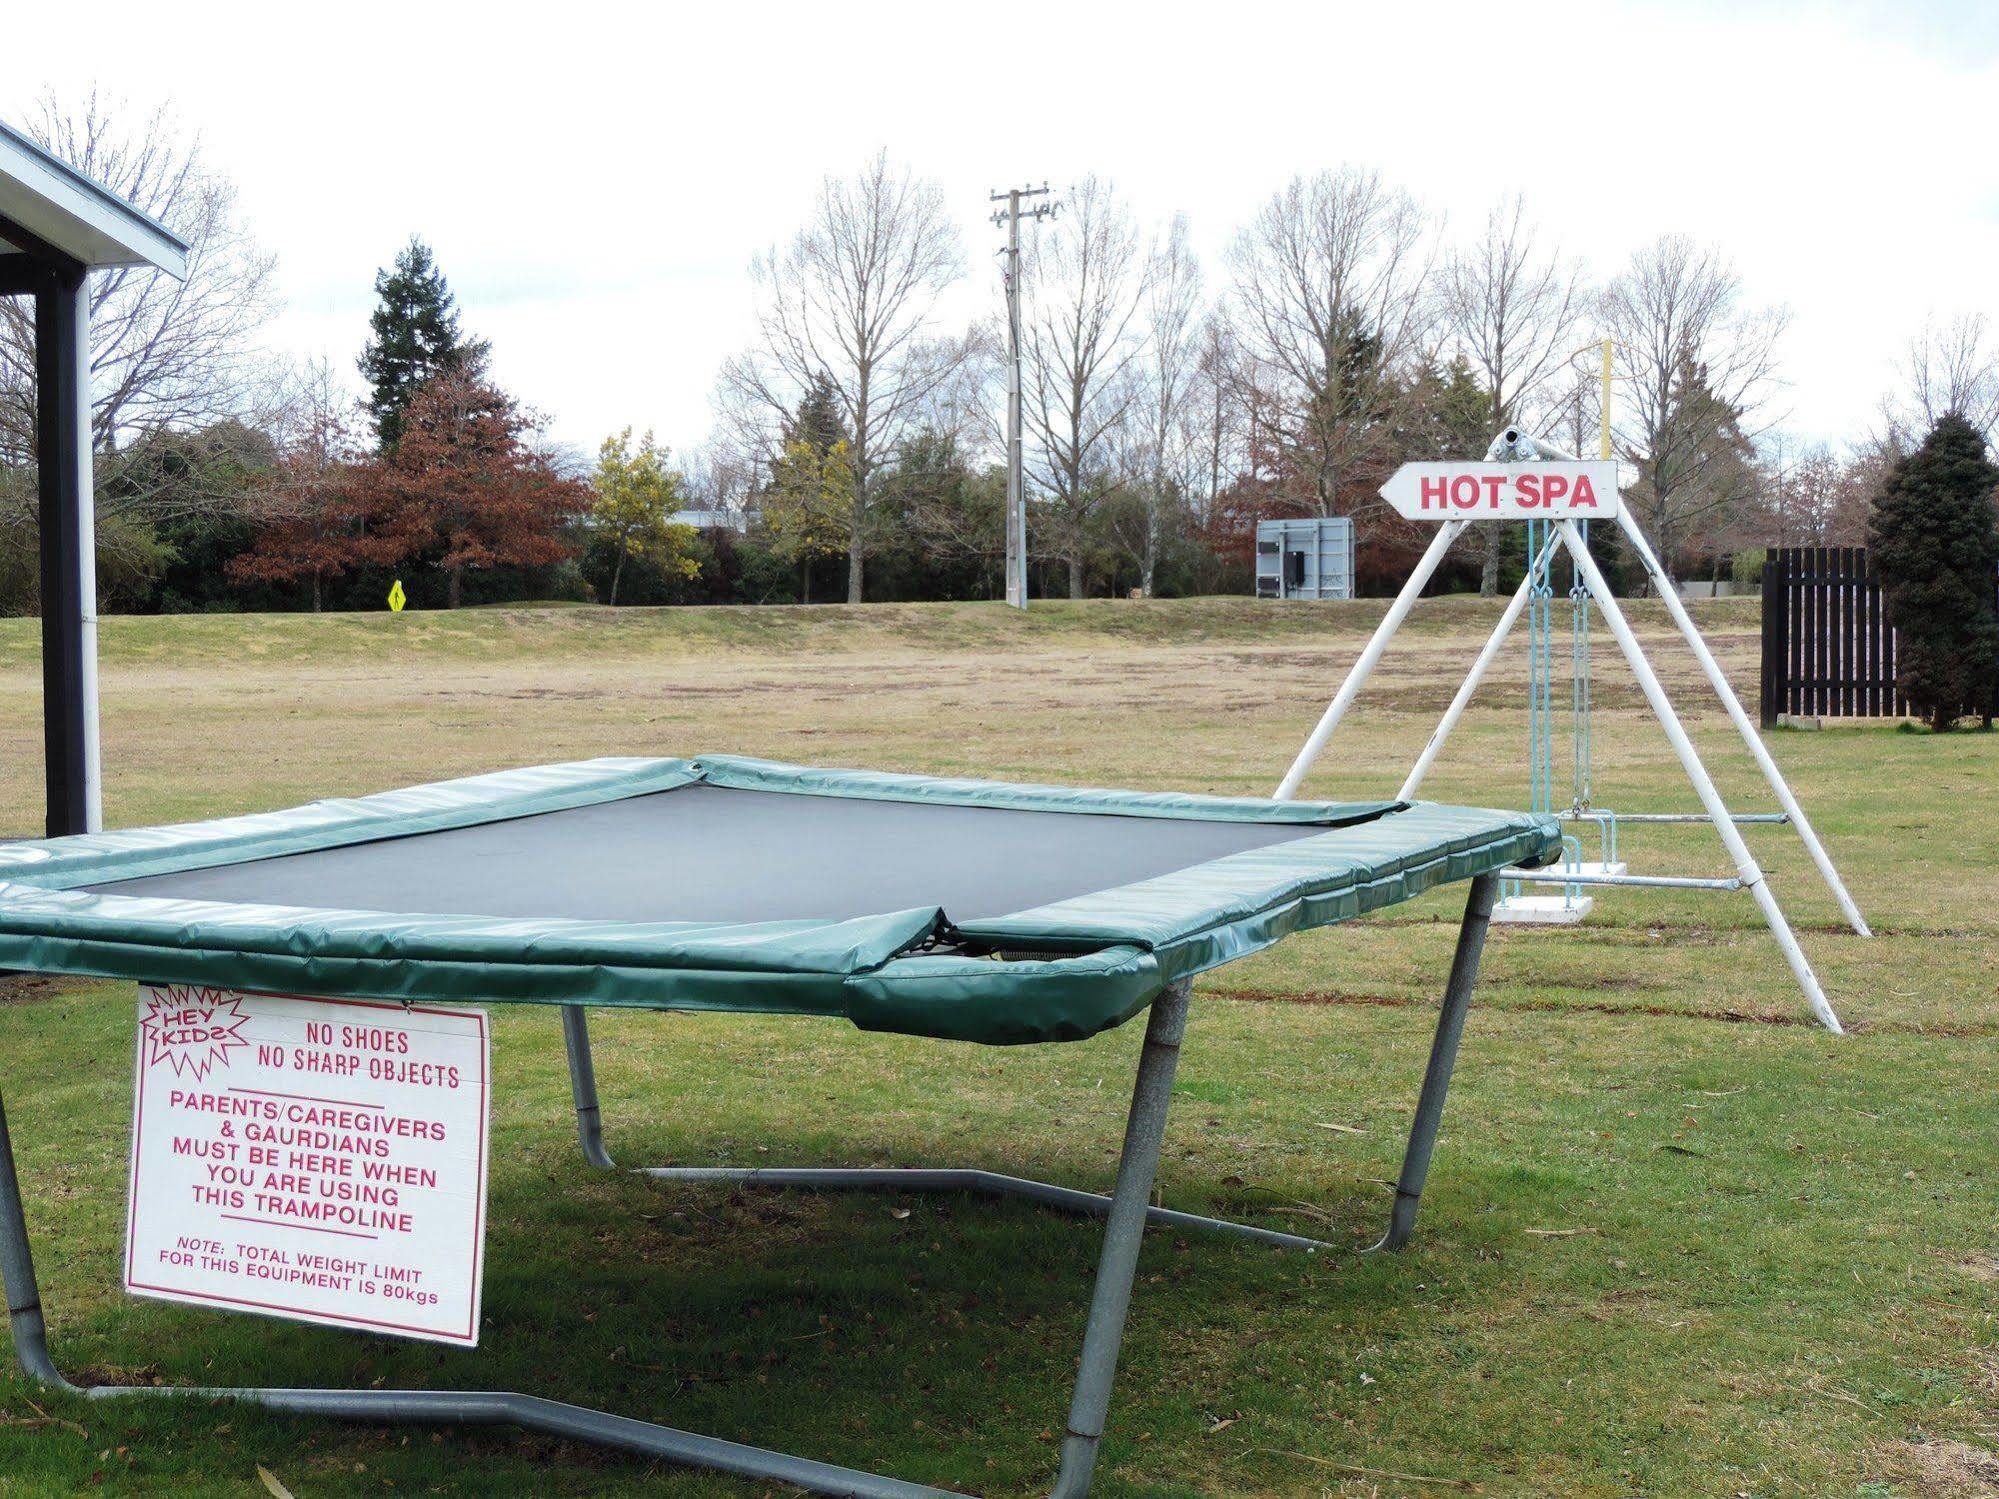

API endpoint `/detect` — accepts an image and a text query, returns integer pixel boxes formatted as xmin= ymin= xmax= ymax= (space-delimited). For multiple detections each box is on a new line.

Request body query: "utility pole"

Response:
xmin=990 ymin=183 xmax=1057 ymax=610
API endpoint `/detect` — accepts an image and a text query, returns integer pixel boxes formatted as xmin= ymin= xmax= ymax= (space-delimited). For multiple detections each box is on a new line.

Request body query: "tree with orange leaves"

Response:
xmin=363 ymin=371 xmax=584 ymax=607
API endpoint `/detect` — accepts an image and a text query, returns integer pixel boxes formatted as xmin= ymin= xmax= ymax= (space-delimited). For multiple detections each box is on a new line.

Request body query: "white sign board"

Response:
xmin=1380 ymin=461 xmax=1622 ymax=521
xmin=125 ymin=986 xmax=490 ymax=1346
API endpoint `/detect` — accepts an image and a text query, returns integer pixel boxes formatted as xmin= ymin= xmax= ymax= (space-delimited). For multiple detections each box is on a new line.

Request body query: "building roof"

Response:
xmin=0 ymin=117 xmax=188 ymax=279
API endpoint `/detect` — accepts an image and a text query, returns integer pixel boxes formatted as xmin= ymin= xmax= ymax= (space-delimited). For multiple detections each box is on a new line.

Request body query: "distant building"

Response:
xmin=667 ymin=510 xmax=748 ymax=533
xmin=1255 ymin=517 xmax=1356 ymax=600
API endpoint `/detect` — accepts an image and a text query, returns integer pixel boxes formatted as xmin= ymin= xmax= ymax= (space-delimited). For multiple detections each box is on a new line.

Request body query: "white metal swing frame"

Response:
xmin=1273 ymin=474 xmax=1869 ymax=1034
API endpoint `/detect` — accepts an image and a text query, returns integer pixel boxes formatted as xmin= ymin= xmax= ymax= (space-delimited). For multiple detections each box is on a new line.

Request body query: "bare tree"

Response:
xmin=1221 ymin=167 xmax=1434 ymax=522
xmin=681 ymin=439 xmax=763 ymax=525
xmin=1753 ymin=438 xmax=1874 ymax=551
xmin=1439 ymin=194 xmax=1588 ymax=593
xmin=721 ymin=152 xmax=969 ymax=602
xmin=1020 ymin=176 xmax=1147 ymax=597
xmin=1885 ymin=313 xmax=1999 ymax=446
xmin=1124 ymin=215 xmax=1204 ymax=596
xmin=0 ymin=93 xmax=278 ymax=473
xmin=1601 ymin=234 xmax=1788 ymax=582
xmin=228 ymin=357 xmax=366 ymax=612
xmin=1189 ymin=315 xmax=1251 ymax=517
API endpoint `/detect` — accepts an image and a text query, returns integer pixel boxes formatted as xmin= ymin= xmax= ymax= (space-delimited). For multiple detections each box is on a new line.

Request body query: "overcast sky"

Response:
xmin=8 ymin=0 xmax=1998 ymax=460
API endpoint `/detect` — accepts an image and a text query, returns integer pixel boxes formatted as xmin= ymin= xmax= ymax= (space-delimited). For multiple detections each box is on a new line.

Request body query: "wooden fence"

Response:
xmin=1759 ymin=545 xmax=1999 ymax=725
xmin=1759 ymin=547 xmax=1905 ymax=726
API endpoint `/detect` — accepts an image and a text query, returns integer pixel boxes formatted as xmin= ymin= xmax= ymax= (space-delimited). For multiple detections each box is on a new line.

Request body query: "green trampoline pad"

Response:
xmin=0 ymin=755 xmax=1558 ymax=1044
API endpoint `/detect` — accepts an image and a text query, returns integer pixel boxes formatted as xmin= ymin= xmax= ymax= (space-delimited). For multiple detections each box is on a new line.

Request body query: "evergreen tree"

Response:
xmin=876 ymin=427 xmax=1003 ymax=598
xmin=1868 ymin=413 xmax=1999 ymax=730
xmin=358 ymin=238 xmax=490 ymax=448
xmin=785 ymin=373 xmax=849 ymax=455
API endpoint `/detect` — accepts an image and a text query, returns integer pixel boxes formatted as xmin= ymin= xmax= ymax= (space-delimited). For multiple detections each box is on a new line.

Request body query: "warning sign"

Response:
xmin=124 ymin=986 xmax=490 ymax=1346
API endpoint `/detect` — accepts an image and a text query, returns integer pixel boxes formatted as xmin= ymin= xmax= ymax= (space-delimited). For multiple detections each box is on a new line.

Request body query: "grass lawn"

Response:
xmin=0 ymin=595 xmax=1993 ymax=1498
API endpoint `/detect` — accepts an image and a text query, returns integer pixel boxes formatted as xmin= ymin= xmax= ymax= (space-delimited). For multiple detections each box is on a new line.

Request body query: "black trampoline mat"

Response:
xmin=86 ymin=784 xmax=1331 ymax=926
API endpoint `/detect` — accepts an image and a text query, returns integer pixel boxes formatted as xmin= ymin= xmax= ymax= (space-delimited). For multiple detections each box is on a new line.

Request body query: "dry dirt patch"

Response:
xmin=1873 ymin=1438 xmax=1999 ymax=1496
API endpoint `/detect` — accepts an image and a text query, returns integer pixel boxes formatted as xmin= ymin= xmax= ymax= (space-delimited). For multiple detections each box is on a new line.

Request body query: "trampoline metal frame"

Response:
xmin=1 ymin=873 xmax=1498 ymax=1497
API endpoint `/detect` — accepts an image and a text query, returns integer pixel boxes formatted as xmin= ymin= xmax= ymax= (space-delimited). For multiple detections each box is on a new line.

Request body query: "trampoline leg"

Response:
xmin=1049 ymin=978 xmax=1191 ymax=1499
xmin=561 ymin=1006 xmax=615 ymax=1169
xmin=1370 ymin=872 xmax=1497 ymax=1254
xmin=0 ymin=1092 xmax=72 ymax=1390
xmin=1 ymin=1088 xmax=957 ymax=1497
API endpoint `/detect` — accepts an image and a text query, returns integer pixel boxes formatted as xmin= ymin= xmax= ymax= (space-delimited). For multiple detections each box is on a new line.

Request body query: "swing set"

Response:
xmin=1274 ymin=427 xmax=1869 ymax=1033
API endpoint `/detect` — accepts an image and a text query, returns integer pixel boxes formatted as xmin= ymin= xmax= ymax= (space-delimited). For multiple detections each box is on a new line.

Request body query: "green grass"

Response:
xmin=1 ymin=596 xmax=1994 ymax=1497
xmin=0 ymin=593 xmax=1728 ymax=673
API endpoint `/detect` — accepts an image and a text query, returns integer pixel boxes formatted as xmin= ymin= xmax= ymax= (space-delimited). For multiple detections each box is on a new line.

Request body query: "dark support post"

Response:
xmin=1049 ymin=978 xmax=1191 ymax=1499
xmin=1759 ymin=549 xmax=1785 ymax=729
xmin=1371 ymin=872 xmax=1497 ymax=1254
xmin=560 ymin=1007 xmax=614 ymax=1169
xmin=35 ymin=265 xmax=99 ymax=838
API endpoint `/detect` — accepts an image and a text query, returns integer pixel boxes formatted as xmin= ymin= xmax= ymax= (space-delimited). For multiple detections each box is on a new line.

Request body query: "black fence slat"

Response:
xmin=1863 ymin=551 xmax=1879 ymax=723
xmin=1807 ymin=550 xmax=1823 ymax=715
xmin=1830 ymin=549 xmax=1844 ymax=715
xmin=1841 ymin=548 xmax=1858 ymax=716
xmin=1795 ymin=545 xmax=1809 ymax=718
xmin=1860 ymin=550 xmax=1875 ymax=716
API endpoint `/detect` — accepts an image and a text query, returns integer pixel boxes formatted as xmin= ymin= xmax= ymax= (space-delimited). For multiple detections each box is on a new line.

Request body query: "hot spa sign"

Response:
xmin=1380 ymin=460 xmax=1622 ymax=521
xmin=124 ymin=985 xmax=490 ymax=1346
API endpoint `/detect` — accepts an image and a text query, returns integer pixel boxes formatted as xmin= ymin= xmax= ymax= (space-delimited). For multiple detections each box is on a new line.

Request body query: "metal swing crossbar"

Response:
xmin=1588 ymin=811 xmax=1790 ymax=825
xmin=1274 ymin=462 xmax=1870 ymax=1034
xmin=1501 ymin=868 xmax=1743 ymax=892
xmin=1501 ymin=815 xmax=1792 ymax=895
xmin=1 ymin=874 xmax=1503 ymax=1499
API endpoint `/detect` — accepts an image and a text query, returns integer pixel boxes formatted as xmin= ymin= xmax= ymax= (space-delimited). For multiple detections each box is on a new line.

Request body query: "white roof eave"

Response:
xmin=0 ymin=118 xmax=189 ymax=280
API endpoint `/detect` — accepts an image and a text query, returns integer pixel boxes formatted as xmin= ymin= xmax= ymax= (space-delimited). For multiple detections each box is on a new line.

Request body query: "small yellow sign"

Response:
xmin=387 ymin=579 xmax=407 ymax=613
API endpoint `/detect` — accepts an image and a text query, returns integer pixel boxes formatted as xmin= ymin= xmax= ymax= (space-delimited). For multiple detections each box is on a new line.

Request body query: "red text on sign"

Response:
xmin=1416 ymin=472 xmax=1601 ymax=512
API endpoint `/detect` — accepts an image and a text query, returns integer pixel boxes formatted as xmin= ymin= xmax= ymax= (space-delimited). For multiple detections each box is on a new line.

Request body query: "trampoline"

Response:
xmin=0 ymin=755 xmax=1558 ymax=1496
